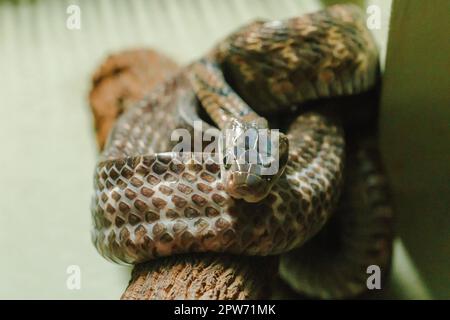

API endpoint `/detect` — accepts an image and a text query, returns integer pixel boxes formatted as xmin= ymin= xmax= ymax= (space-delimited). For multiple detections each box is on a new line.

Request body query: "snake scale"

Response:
xmin=91 ymin=4 xmax=394 ymax=299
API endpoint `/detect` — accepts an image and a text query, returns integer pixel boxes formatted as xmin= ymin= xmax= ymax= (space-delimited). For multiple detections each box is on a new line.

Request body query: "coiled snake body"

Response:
xmin=92 ymin=5 xmax=393 ymax=299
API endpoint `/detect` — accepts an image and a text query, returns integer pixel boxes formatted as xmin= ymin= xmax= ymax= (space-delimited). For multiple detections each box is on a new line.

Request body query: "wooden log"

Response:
xmin=121 ymin=254 xmax=277 ymax=300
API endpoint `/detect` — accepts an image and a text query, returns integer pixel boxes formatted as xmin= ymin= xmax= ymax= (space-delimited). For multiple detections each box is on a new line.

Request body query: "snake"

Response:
xmin=91 ymin=4 xmax=393 ymax=299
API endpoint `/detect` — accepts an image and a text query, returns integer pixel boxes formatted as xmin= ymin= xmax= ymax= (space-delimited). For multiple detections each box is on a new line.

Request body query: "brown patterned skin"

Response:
xmin=215 ymin=4 xmax=379 ymax=114
xmin=91 ymin=4 xmax=391 ymax=298
xmin=279 ymin=140 xmax=394 ymax=299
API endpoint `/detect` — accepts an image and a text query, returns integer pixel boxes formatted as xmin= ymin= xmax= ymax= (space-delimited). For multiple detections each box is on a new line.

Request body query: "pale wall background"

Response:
xmin=0 ymin=0 xmax=443 ymax=299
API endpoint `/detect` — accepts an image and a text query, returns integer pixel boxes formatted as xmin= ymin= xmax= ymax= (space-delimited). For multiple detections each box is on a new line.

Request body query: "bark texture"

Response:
xmin=89 ymin=49 xmax=178 ymax=150
xmin=121 ymin=254 xmax=277 ymax=300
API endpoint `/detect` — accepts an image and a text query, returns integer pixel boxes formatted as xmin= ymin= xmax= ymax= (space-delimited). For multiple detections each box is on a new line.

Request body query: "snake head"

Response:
xmin=220 ymin=117 xmax=289 ymax=203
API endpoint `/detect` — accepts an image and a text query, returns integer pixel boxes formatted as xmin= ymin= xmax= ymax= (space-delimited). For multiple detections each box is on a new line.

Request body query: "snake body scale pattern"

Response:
xmin=91 ymin=4 xmax=393 ymax=299
xmin=279 ymin=140 xmax=394 ymax=299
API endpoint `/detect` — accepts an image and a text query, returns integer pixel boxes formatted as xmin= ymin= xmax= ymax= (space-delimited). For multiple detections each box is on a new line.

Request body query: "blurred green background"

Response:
xmin=0 ymin=0 xmax=447 ymax=299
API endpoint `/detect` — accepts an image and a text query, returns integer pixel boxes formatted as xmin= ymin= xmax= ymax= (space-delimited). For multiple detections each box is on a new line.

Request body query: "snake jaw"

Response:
xmin=225 ymin=171 xmax=271 ymax=203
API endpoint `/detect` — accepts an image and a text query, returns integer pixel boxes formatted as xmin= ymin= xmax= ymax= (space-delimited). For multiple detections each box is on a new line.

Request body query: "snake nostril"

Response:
xmin=235 ymin=185 xmax=250 ymax=195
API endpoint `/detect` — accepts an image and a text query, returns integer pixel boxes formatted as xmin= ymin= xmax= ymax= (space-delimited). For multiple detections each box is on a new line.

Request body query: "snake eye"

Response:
xmin=258 ymin=154 xmax=272 ymax=168
xmin=261 ymin=159 xmax=272 ymax=168
xmin=223 ymin=155 xmax=232 ymax=170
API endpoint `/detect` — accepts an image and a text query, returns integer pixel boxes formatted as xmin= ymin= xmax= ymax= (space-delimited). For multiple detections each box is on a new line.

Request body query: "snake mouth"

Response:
xmin=225 ymin=172 xmax=269 ymax=203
